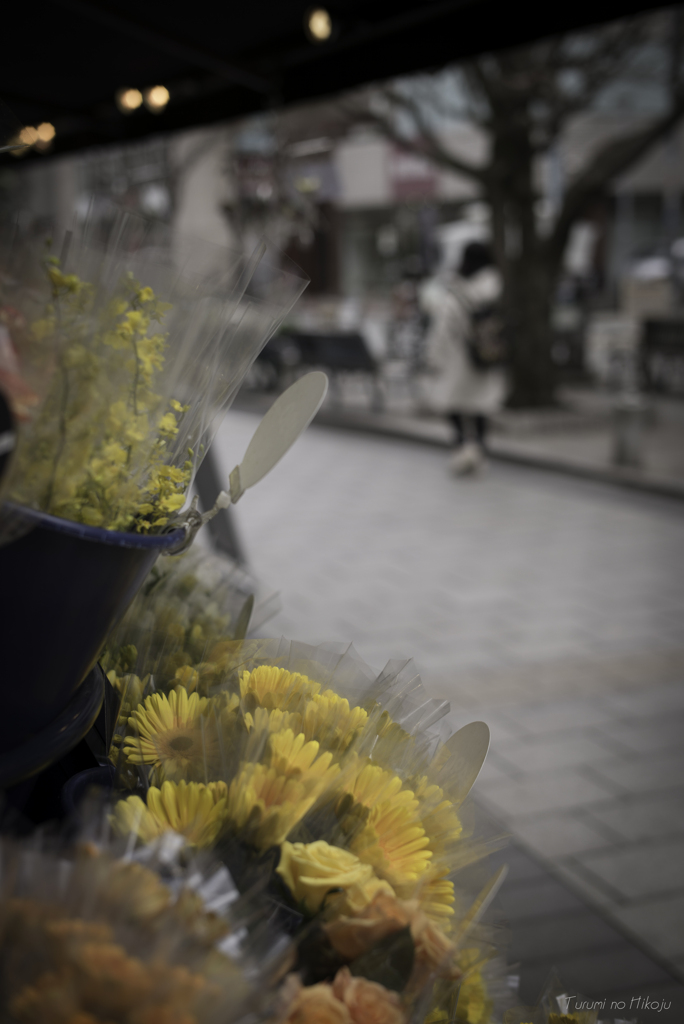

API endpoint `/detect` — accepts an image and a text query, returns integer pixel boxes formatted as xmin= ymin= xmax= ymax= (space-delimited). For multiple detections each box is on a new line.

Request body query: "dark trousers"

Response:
xmin=448 ymin=413 xmax=488 ymax=448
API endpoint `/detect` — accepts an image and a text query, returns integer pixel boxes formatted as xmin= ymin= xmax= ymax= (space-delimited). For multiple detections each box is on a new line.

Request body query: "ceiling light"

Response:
xmin=144 ymin=85 xmax=170 ymax=113
xmin=116 ymin=88 xmax=143 ymax=113
xmin=18 ymin=126 xmax=39 ymax=146
xmin=305 ymin=7 xmax=332 ymax=42
xmin=36 ymin=122 xmax=55 ymax=143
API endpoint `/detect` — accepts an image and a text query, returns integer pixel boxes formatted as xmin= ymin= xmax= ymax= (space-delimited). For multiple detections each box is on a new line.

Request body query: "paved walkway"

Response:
xmin=309 ymin=386 xmax=684 ymax=500
xmin=212 ymin=409 xmax=684 ymax=996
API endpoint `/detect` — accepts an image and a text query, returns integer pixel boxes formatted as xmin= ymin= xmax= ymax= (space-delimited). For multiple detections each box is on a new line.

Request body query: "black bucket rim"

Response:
xmin=3 ymin=501 xmax=185 ymax=550
xmin=0 ymin=666 xmax=105 ymax=789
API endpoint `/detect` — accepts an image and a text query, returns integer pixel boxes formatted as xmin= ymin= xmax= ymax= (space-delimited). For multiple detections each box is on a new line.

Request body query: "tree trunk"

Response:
xmin=504 ymin=253 xmax=557 ymax=407
xmin=487 ymin=115 xmax=558 ymax=407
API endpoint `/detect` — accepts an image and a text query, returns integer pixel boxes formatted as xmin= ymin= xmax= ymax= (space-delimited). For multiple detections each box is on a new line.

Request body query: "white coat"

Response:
xmin=418 ymin=267 xmax=507 ymax=415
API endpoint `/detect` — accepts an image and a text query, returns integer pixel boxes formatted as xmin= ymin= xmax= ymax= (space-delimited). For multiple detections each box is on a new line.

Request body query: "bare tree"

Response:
xmin=354 ymin=9 xmax=684 ymax=406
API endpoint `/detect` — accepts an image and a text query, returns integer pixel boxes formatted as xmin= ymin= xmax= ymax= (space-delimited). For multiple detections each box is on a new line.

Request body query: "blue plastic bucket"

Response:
xmin=0 ymin=504 xmax=183 ymax=751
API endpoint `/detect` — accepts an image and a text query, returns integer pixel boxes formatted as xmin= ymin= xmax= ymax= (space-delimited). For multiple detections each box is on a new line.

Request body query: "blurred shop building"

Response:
xmin=11 ymin=93 xmax=684 ymax=390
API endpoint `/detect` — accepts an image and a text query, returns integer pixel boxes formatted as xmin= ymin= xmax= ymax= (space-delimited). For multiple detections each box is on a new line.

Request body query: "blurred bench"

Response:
xmin=642 ymin=318 xmax=684 ymax=396
xmin=257 ymin=330 xmax=382 ymax=407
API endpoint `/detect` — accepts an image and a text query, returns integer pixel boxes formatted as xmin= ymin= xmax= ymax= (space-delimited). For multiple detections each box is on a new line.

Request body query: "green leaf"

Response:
xmin=349 ymin=924 xmax=414 ymax=993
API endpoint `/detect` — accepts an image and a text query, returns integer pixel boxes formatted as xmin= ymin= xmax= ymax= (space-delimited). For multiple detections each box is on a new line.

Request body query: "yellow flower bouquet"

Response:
xmin=107 ymin=638 xmax=509 ymax=1024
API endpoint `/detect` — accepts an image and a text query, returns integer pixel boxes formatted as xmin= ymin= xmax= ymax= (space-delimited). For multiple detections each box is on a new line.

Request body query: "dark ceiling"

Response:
xmin=1 ymin=0 xmax=672 ymax=157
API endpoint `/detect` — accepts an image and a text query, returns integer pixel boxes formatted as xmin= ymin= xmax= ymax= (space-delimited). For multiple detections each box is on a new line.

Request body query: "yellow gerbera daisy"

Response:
xmin=413 ymin=777 xmax=463 ymax=854
xmin=243 ymin=706 xmax=303 ymax=735
xmin=341 ymin=763 xmax=405 ymax=808
xmin=268 ymin=729 xmax=335 ymax=779
xmin=418 ymin=873 xmax=456 ymax=923
xmin=351 ymin=798 xmax=432 ymax=893
xmin=111 ymin=780 xmax=228 ymax=848
xmin=301 ymin=690 xmax=369 ymax=751
xmin=123 ymin=688 xmax=217 ymax=781
xmin=226 ymin=759 xmax=336 ymax=849
xmin=239 ymin=665 xmax=320 ymax=713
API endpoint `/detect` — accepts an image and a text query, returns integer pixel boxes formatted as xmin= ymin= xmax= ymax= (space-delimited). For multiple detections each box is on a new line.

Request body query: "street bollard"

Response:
xmin=612 ymin=391 xmax=648 ymax=468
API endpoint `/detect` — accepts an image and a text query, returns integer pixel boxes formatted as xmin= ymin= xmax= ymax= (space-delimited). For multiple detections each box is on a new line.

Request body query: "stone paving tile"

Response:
xmin=476 ymin=769 xmax=619 ymax=820
xmin=525 ymin=943 xmax=674 ymax=996
xmin=509 ymin=909 xmax=629 ymax=963
xmin=493 ymin=733 xmax=624 ymax=773
xmin=611 ymin=895 xmax=684 ymax=963
xmin=576 ymin=838 xmax=684 ymax=901
xmin=590 ymin=713 xmax=684 ymax=756
xmin=552 ymin=860 xmax=623 ymax=911
xmin=586 ymin=750 xmax=684 ymax=795
xmin=508 ymin=811 xmax=619 ymax=859
xmin=494 ymin=874 xmax=589 ymax=922
xmin=495 ymin=698 xmax=620 ymax=734
xmin=601 ymin=682 xmax=684 ymax=717
xmin=582 ymin=790 xmax=684 ymax=842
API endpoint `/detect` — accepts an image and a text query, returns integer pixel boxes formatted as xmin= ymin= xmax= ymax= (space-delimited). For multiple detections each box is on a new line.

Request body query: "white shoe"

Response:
xmin=449 ymin=442 xmax=484 ymax=476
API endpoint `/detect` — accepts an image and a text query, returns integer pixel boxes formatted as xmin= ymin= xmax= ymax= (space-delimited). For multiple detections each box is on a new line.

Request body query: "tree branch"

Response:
xmin=357 ymin=87 xmax=488 ymax=184
xmin=547 ymin=96 xmax=684 ymax=263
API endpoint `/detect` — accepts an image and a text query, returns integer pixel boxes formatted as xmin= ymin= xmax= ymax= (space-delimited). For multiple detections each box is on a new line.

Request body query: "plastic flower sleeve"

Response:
xmin=0 ymin=217 xmax=306 ymax=533
xmin=0 ymin=828 xmax=293 ymax=1024
xmin=163 ymin=241 xmax=309 ymax=491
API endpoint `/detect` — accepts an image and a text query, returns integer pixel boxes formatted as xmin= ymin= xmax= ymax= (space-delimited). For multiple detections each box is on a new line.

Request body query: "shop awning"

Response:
xmin=2 ymin=0 xmax=665 ymax=156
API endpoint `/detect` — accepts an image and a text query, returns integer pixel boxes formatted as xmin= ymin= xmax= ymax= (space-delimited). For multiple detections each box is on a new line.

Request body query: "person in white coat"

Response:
xmin=419 ymin=241 xmax=507 ymax=475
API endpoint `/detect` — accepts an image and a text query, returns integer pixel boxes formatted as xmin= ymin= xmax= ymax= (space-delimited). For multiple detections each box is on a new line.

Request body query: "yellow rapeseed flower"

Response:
xmin=111 ymin=780 xmax=228 ymax=848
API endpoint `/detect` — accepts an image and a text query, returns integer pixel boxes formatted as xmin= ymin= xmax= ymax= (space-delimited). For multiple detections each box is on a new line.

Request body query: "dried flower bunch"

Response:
xmin=109 ymin=639 xmax=506 ymax=1024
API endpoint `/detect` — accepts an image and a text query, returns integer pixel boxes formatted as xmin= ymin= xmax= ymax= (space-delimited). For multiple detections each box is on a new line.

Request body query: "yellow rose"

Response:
xmin=277 ymin=841 xmax=389 ymax=915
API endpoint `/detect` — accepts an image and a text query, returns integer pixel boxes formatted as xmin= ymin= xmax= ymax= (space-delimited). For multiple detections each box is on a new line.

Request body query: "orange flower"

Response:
xmin=332 ymin=968 xmax=406 ymax=1024
xmin=284 ymin=981 xmax=352 ymax=1024
xmin=324 ymin=895 xmax=410 ymax=960
xmin=324 ymin=894 xmax=460 ymax=995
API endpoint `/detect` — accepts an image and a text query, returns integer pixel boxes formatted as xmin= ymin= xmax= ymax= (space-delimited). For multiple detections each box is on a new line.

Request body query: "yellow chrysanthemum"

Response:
xmin=123 ymin=688 xmax=216 ymax=781
xmin=351 ymin=798 xmax=432 ymax=893
xmin=239 ymin=665 xmax=320 ymax=713
xmin=226 ymin=760 xmax=336 ymax=849
xmin=301 ymin=690 xmax=369 ymax=751
xmin=111 ymin=780 xmax=228 ymax=848
xmin=268 ymin=729 xmax=335 ymax=780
